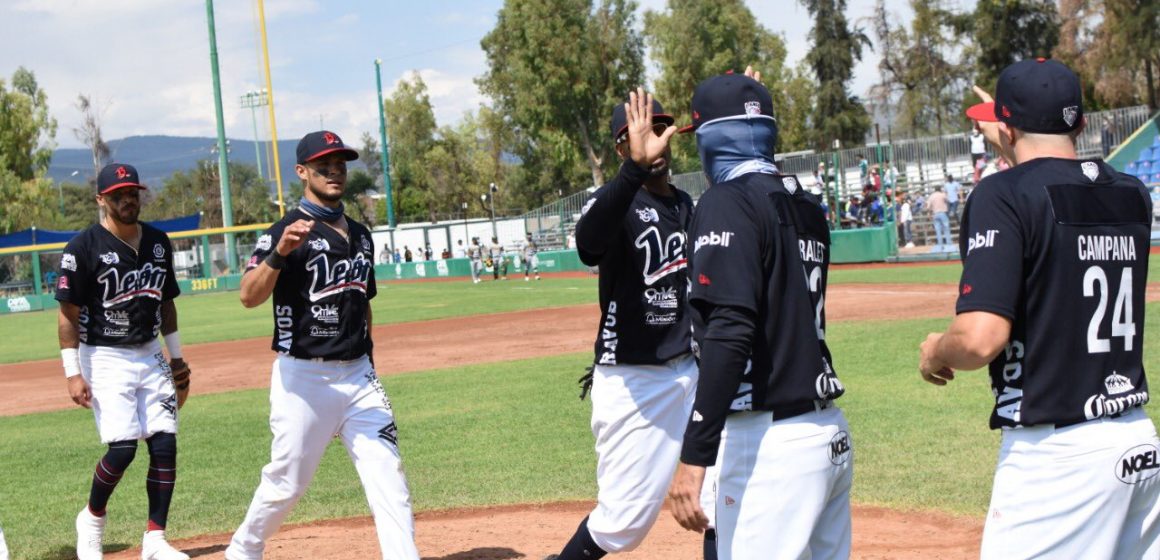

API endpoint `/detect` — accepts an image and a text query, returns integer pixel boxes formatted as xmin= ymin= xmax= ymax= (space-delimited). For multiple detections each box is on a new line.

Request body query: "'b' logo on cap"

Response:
xmin=115 ymin=166 xmax=129 ymax=179
xmin=323 ymin=132 xmax=339 ymax=145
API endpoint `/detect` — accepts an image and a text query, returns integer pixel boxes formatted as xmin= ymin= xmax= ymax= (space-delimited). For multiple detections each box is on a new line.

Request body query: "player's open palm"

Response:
xmin=277 ymin=219 xmax=315 ymax=256
xmin=626 ymin=88 xmax=676 ymax=169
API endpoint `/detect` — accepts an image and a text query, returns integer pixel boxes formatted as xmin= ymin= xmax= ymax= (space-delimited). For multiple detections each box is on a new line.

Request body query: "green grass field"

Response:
xmin=6 ymin=303 xmax=1160 ymax=559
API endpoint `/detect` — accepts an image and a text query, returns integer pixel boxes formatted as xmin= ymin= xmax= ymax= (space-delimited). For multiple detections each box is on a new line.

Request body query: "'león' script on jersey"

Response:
xmin=97 ymin=262 xmax=167 ymax=307
xmin=634 ymin=227 xmax=687 ymax=286
xmin=305 ymin=253 xmax=372 ymax=302
xmin=1078 ymin=235 xmax=1137 ymax=261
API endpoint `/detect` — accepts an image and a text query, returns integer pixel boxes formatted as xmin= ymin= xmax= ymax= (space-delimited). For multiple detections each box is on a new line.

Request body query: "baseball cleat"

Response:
xmin=140 ymin=530 xmax=189 ymax=560
xmin=76 ymin=508 xmax=105 ymax=560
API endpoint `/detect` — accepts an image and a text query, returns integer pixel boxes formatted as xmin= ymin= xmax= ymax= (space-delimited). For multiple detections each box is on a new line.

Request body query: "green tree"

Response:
xmin=972 ymin=0 xmax=1060 ymax=91
xmin=479 ymin=0 xmax=644 ymax=189
xmin=143 ymin=162 xmax=277 ymax=227
xmin=870 ymin=0 xmax=972 ymax=139
xmin=645 ymin=0 xmax=793 ymax=167
xmin=801 ymin=0 xmax=872 ymax=150
xmin=0 ymin=67 xmax=59 ymax=233
xmin=384 ymin=73 xmax=437 ymax=222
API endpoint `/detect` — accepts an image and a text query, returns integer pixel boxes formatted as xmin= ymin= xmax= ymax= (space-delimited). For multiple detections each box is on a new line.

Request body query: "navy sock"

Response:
xmin=88 ymin=440 xmax=138 ymax=516
xmin=145 ymin=433 xmax=177 ymax=530
xmin=555 ymin=516 xmax=607 ymax=560
xmin=703 ymin=528 xmax=718 ymax=560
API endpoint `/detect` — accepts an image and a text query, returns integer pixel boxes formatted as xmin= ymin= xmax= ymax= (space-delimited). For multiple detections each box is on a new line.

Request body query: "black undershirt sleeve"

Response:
xmin=574 ymin=160 xmax=650 ymax=265
xmin=680 ymin=303 xmax=757 ymax=467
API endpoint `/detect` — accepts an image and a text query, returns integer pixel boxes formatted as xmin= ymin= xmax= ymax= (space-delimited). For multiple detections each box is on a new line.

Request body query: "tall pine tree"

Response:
xmin=801 ymin=0 xmax=871 ymax=150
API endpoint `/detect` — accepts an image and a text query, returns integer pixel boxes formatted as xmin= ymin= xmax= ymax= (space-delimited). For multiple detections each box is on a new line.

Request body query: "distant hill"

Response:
xmin=48 ymin=135 xmax=368 ymax=189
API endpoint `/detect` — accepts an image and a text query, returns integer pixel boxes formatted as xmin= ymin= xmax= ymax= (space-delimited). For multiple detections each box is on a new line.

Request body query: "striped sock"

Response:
xmin=88 ymin=441 xmax=138 ymax=516
xmin=145 ymin=433 xmax=177 ymax=530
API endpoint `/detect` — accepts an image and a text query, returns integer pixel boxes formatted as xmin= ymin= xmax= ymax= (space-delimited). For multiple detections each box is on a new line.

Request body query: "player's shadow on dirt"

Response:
xmin=38 ymin=543 xmax=130 ymax=559
xmin=184 ymin=543 xmax=228 ymax=557
xmin=423 ymin=547 xmax=523 ymax=560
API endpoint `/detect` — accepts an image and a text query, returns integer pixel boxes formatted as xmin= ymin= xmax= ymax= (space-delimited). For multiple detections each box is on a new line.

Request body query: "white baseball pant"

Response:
xmin=470 ymin=259 xmax=482 ymax=282
xmin=227 ymin=355 xmax=418 ymax=560
xmin=79 ymin=340 xmax=177 ymax=443
xmin=714 ymin=404 xmax=853 ymax=560
xmin=586 ymin=354 xmax=698 ymax=552
xmin=981 ymin=407 xmax=1160 ymax=560
xmin=0 ymin=522 xmax=8 ymax=560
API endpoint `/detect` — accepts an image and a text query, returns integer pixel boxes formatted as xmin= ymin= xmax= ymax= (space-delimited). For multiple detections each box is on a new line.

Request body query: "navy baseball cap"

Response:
xmin=965 ymin=58 xmax=1084 ymax=134
xmin=679 ymin=73 xmax=775 ymax=134
xmin=96 ymin=163 xmax=146 ymax=195
xmin=610 ymin=98 xmax=674 ymax=143
xmin=296 ymin=130 xmax=359 ymax=164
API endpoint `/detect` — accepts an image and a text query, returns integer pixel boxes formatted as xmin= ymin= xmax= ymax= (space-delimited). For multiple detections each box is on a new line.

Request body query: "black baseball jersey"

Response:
xmin=247 ymin=208 xmax=377 ymax=361
xmin=682 ymin=173 xmax=843 ymax=466
xmin=575 ymin=160 xmax=694 ymax=366
xmin=957 ymin=158 xmax=1152 ymax=429
xmin=54 ymin=224 xmax=180 ymax=346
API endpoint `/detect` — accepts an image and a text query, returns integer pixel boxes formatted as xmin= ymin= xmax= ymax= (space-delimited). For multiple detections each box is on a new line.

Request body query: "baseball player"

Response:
xmin=488 ymin=236 xmax=507 ymax=280
xmin=667 ymin=72 xmax=852 ymax=560
xmin=920 ymin=59 xmax=1160 ymax=559
xmin=546 ymin=90 xmax=698 ymax=560
xmin=55 ymin=163 xmax=190 ymax=560
xmin=522 ymin=232 xmax=540 ymax=281
xmin=224 ymin=131 xmax=419 ymax=560
xmin=467 ymin=237 xmax=483 ymax=283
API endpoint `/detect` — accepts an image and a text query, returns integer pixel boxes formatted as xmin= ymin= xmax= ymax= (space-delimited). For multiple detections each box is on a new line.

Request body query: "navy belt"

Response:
xmin=771 ymin=400 xmax=832 ymax=421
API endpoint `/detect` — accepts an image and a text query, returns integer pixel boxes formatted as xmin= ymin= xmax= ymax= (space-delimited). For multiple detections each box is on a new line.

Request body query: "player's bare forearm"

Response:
xmin=920 ymin=311 xmax=1011 ymax=384
xmin=239 ymin=264 xmax=280 ymax=308
xmin=159 ymin=300 xmax=178 ymax=336
xmin=57 ymin=302 xmax=81 ymax=350
xmin=668 ymin=462 xmax=709 ymax=532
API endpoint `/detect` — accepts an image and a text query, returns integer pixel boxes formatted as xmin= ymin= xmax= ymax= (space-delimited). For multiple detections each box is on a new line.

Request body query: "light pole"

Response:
xmin=461 ymin=201 xmax=469 ymax=245
xmin=374 ymin=59 xmax=397 ymax=228
xmin=240 ymin=89 xmax=269 ymax=180
xmin=488 ymin=183 xmax=498 ymax=239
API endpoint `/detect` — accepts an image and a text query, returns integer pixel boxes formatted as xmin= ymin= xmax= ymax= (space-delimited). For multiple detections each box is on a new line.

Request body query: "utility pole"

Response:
xmin=205 ymin=0 xmax=236 ymax=273
xmin=374 ymin=59 xmax=397 ymax=228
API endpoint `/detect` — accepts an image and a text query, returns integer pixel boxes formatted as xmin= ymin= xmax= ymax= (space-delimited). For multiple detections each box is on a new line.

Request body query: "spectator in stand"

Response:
xmin=912 ymin=190 xmax=927 ymax=215
xmin=441 ymin=248 xmax=451 ymax=259
xmin=393 ymin=248 xmax=401 ymax=263
xmin=425 ymin=245 xmax=433 ymax=261
xmin=970 ymin=125 xmax=986 ymax=182
xmin=882 ymin=159 xmax=897 ymax=192
xmin=1100 ymin=116 xmax=1116 ymax=157
xmin=454 ymin=240 xmax=466 ymax=258
xmin=927 ymin=185 xmax=951 ymax=252
xmin=842 ymin=193 xmax=862 ymax=228
xmin=403 ymin=246 xmax=413 ymax=262
xmin=814 ymin=162 xmax=827 ymax=191
xmin=858 ymin=154 xmax=871 ymax=189
xmin=379 ymin=245 xmax=391 ymax=264
xmin=897 ymin=192 xmax=914 ymax=248
xmin=870 ymin=165 xmax=882 ymax=192
xmin=943 ymin=173 xmax=961 ymax=222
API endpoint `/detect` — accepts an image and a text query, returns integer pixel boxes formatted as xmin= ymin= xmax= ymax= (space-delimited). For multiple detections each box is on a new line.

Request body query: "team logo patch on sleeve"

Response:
xmin=61 ymin=253 xmax=77 ymax=271
xmin=636 ymin=208 xmax=660 ymax=223
xmin=256 ymin=234 xmax=273 ymax=251
xmin=58 ymin=276 xmax=69 ymax=289
xmin=153 ymin=243 xmax=165 ymax=259
xmin=99 ymin=252 xmax=119 ymax=265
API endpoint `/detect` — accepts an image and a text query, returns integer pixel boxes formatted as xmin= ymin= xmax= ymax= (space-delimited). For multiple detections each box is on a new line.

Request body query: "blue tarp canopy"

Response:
xmin=0 ymin=213 xmax=201 ymax=249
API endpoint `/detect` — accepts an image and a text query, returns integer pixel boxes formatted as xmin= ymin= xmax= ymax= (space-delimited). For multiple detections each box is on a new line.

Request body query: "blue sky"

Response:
xmin=2 ymin=0 xmax=974 ymax=149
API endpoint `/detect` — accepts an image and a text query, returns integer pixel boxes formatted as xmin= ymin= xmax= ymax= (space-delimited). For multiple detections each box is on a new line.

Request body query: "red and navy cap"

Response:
xmin=610 ymin=98 xmax=674 ymax=143
xmin=96 ymin=163 xmax=146 ymax=195
xmin=965 ymin=58 xmax=1084 ymax=134
xmin=296 ymin=130 xmax=359 ymax=165
xmin=679 ymin=73 xmax=775 ymax=134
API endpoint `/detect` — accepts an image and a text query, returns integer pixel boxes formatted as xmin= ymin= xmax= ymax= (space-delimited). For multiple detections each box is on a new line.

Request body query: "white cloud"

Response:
xmin=389 ymin=68 xmax=487 ymax=128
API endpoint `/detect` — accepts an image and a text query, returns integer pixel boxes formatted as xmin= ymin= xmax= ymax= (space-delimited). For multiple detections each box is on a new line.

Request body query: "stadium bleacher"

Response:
xmin=1126 ymin=136 xmax=1160 ymax=185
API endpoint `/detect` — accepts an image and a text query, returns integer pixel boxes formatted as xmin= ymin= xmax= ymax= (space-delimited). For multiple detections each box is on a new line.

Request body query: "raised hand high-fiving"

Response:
xmin=626 ymin=87 xmax=678 ymax=170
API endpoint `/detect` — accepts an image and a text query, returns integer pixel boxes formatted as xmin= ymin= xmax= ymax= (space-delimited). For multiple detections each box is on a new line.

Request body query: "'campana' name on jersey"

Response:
xmin=694 ymin=230 xmax=826 ymax=264
xmin=1078 ymin=235 xmax=1137 ymax=261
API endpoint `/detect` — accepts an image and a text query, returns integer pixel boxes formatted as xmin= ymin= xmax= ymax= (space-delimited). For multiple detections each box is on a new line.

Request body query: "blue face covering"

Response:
xmin=695 ymin=118 xmax=780 ymax=184
xmin=299 ymin=197 xmax=345 ymax=222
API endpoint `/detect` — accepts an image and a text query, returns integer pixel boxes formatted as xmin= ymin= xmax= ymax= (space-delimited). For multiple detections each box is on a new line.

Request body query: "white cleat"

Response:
xmin=76 ymin=508 xmax=105 ymax=560
xmin=525 ymin=277 xmax=529 ymax=282
xmin=141 ymin=531 xmax=189 ymax=560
